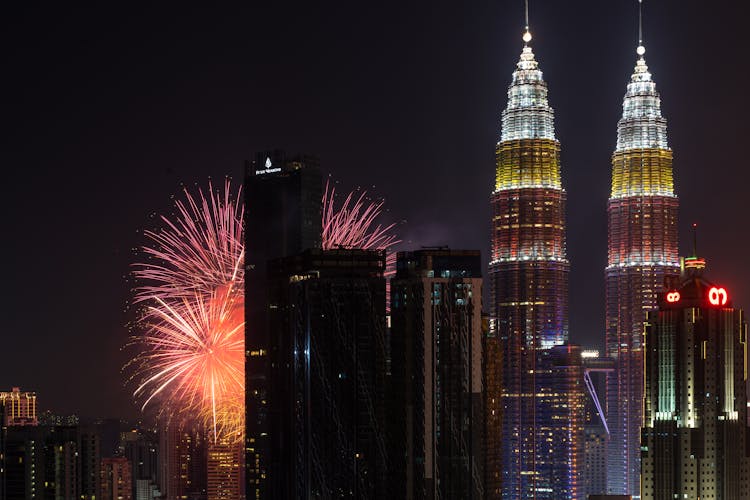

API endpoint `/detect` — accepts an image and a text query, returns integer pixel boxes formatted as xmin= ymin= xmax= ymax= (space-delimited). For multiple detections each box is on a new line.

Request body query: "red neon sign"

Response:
xmin=666 ymin=291 xmax=681 ymax=303
xmin=708 ymin=287 xmax=728 ymax=306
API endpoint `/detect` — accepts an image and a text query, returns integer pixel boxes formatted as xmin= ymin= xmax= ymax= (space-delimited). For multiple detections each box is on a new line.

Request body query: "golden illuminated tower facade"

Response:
xmin=605 ymin=42 xmax=679 ymax=496
xmin=490 ymin=28 xmax=575 ymax=499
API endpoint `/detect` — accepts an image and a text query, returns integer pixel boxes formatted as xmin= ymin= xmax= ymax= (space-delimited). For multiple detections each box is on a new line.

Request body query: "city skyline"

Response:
xmin=4 ymin=0 xmax=750 ymax=422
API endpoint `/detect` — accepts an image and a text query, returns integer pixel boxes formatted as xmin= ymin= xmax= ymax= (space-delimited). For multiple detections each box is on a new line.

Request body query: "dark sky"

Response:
xmin=3 ymin=1 xmax=749 ymax=419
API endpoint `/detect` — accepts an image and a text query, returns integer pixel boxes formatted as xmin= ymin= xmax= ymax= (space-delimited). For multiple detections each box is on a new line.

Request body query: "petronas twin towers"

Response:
xmin=489 ymin=15 xmax=678 ymax=500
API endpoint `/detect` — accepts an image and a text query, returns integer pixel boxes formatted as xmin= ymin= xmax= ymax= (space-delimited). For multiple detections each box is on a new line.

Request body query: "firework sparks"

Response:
xmin=130 ymin=177 xmax=399 ymax=442
xmin=130 ymin=180 xmax=244 ymax=442
xmin=322 ymin=179 xmax=400 ymax=272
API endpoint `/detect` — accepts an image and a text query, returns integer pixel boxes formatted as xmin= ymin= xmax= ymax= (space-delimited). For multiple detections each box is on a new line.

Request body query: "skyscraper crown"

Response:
xmin=615 ymin=54 xmax=669 ymax=152
xmin=500 ymin=45 xmax=556 ymax=142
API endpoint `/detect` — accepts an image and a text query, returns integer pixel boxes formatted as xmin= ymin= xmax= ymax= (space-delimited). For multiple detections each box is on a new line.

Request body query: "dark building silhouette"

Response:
xmin=483 ymin=312 xmax=503 ymax=499
xmin=101 ymin=457 xmax=133 ymax=500
xmin=388 ymin=249 xmax=484 ymax=498
xmin=267 ymin=249 xmax=387 ymax=498
xmin=2 ymin=424 xmax=100 ymax=499
xmin=120 ymin=428 xmax=159 ymax=499
xmin=244 ymin=150 xmax=322 ymax=498
xmin=641 ymin=257 xmax=750 ymax=499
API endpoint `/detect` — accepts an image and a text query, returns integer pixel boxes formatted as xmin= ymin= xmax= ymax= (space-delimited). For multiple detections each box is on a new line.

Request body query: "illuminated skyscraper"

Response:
xmin=605 ymin=34 xmax=679 ymax=495
xmin=489 ymin=22 xmax=571 ymax=499
xmin=207 ymin=438 xmax=243 ymax=500
xmin=642 ymin=259 xmax=750 ymax=499
xmin=159 ymin=420 xmax=206 ymax=500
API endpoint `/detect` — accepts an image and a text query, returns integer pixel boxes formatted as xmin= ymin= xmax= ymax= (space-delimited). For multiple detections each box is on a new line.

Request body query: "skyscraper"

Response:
xmin=159 ymin=420 xmax=206 ymax=500
xmin=267 ymin=249 xmax=388 ymax=498
xmin=207 ymin=437 xmax=243 ymax=500
xmin=605 ymin=36 xmax=679 ymax=495
xmin=244 ymin=150 xmax=322 ymax=498
xmin=389 ymin=249 xmax=484 ymax=499
xmin=641 ymin=258 xmax=750 ymax=499
xmin=489 ymin=24 xmax=571 ymax=499
xmin=548 ymin=345 xmax=585 ymax=499
xmin=120 ymin=428 xmax=159 ymax=500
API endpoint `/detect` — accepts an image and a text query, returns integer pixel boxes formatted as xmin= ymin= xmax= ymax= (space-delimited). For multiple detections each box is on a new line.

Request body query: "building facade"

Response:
xmin=605 ymin=41 xmax=680 ymax=496
xmin=244 ymin=150 xmax=322 ymax=499
xmin=267 ymin=249 xmax=387 ymax=499
xmin=389 ymin=249 xmax=484 ymax=499
xmin=101 ymin=457 xmax=133 ymax=500
xmin=159 ymin=420 xmax=206 ymax=500
xmin=207 ymin=437 xmax=243 ymax=500
xmin=641 ymin=262 xmax=750 ymax=499
xmin=489 ymin=30 xmax=572 ymax=499
xmin=0 ymin=389 xmax=37 ymax=427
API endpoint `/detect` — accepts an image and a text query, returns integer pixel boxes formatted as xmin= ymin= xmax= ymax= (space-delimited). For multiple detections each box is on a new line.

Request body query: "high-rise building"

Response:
xmin=244 ymin=150 xmax=322 ymax=499
xmin=78 ymin=424 xmax=102 ymax=499
xmin=605 ymin=38 xmax=679 ymax=496
xmin=483 ymin=312 xmax=503 ymax=499
xmin=641 ymin=259 xmax=750 ymax=499
xmin=388 ymin=249 xmax=484 ymax=498
xmin=582 ymin=353 xmax=609 ymax=498
xmin=548 ymin=345 xmax=585 ymax=499
xmin=121 ymin=428 xmax=159 ymax=500
xmin=267 ymin=249 xmax=388 ymax=498
xmin=2 ymin=425 xmax=45 ymax=499
xmin=489 ymin=25 xmax=571 ymax=499
xmin=0 ymin=388 xmax=37 ymax=427
xmin=101 ymin=457 xmax=133 ymax=500
xmin=207 ymin=437 xmax=243 ymax=500
xmin=159 ymin=420 xmax=206 ymax=500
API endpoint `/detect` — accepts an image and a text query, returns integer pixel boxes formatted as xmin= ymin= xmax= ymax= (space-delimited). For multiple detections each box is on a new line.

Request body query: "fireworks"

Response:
xmin=129 ymin=177 xmax=399 ymax=442
xmin=322 ymin=179 xmax=400 ymax=273
xmin=130 ymin=180 xmax=244 ymax=442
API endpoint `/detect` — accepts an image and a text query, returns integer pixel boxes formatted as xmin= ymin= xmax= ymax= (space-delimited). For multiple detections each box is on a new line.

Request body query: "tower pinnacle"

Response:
xmin=523 ymin=0 xmax=532 ymax=44
xmin=636 ymin=0 xmax=645 ymax=56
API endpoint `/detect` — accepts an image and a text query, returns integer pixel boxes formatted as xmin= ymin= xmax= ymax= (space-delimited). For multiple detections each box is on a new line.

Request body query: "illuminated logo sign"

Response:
xmin=255 ymin=156 xmax=282 ymax=175
xmin=666 ymin=291 xmax=681 ymax=303
xmin=708 ymin=286 xmax=728 ymax=306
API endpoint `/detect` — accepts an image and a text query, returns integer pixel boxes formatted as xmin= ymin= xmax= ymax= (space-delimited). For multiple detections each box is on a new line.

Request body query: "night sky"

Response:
xmin=4 ymin=1 xmax=749 ymax=419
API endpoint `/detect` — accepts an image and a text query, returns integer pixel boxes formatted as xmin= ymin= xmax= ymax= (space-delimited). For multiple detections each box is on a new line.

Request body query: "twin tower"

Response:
xmin=488 ymin=24 xmax=678 ymax=500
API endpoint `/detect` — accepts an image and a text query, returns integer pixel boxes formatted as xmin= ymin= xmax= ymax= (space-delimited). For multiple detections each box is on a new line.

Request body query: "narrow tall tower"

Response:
xmin=605 ymin=6 xmax=679 ymax=494
xmin=489 ymin=15 xmax=571 ymax=498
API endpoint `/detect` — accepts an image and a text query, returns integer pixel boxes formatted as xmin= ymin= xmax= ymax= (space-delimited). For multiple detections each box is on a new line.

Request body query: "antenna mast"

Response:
xmin=523 ymin=0 xmax=532 ymax=43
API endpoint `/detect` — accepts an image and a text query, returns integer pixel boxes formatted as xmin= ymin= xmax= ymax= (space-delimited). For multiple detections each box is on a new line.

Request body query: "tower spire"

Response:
xmin=691 ymin=223 xmax=698 ymax=257
xmin=523 ymin=0 xmax=532 ymax=44
xmin=637 ymin=0 xmax=645 ymax=57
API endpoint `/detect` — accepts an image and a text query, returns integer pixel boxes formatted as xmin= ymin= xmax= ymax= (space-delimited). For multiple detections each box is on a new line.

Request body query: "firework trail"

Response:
xmin=130 ymin=180 xmax=244 ymax=443
xmin=322 ymin=179 xmax=400 ymax=274
xmin=130 ymin=178 xmax=399 ymax=442
xmin=322 ymin=179 xmax=401 ymax=313
xmin=133 ymin=181 xmax=244 ymax=301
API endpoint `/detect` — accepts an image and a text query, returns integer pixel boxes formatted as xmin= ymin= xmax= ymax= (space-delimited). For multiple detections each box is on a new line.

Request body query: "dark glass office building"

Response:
xmin=266 ymin=249 xmax=388 ymax=499
xmin=244 ymin=150 xmax=322 ymax=498
xmin=388 ymin=249 xmax=484 ymax=499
